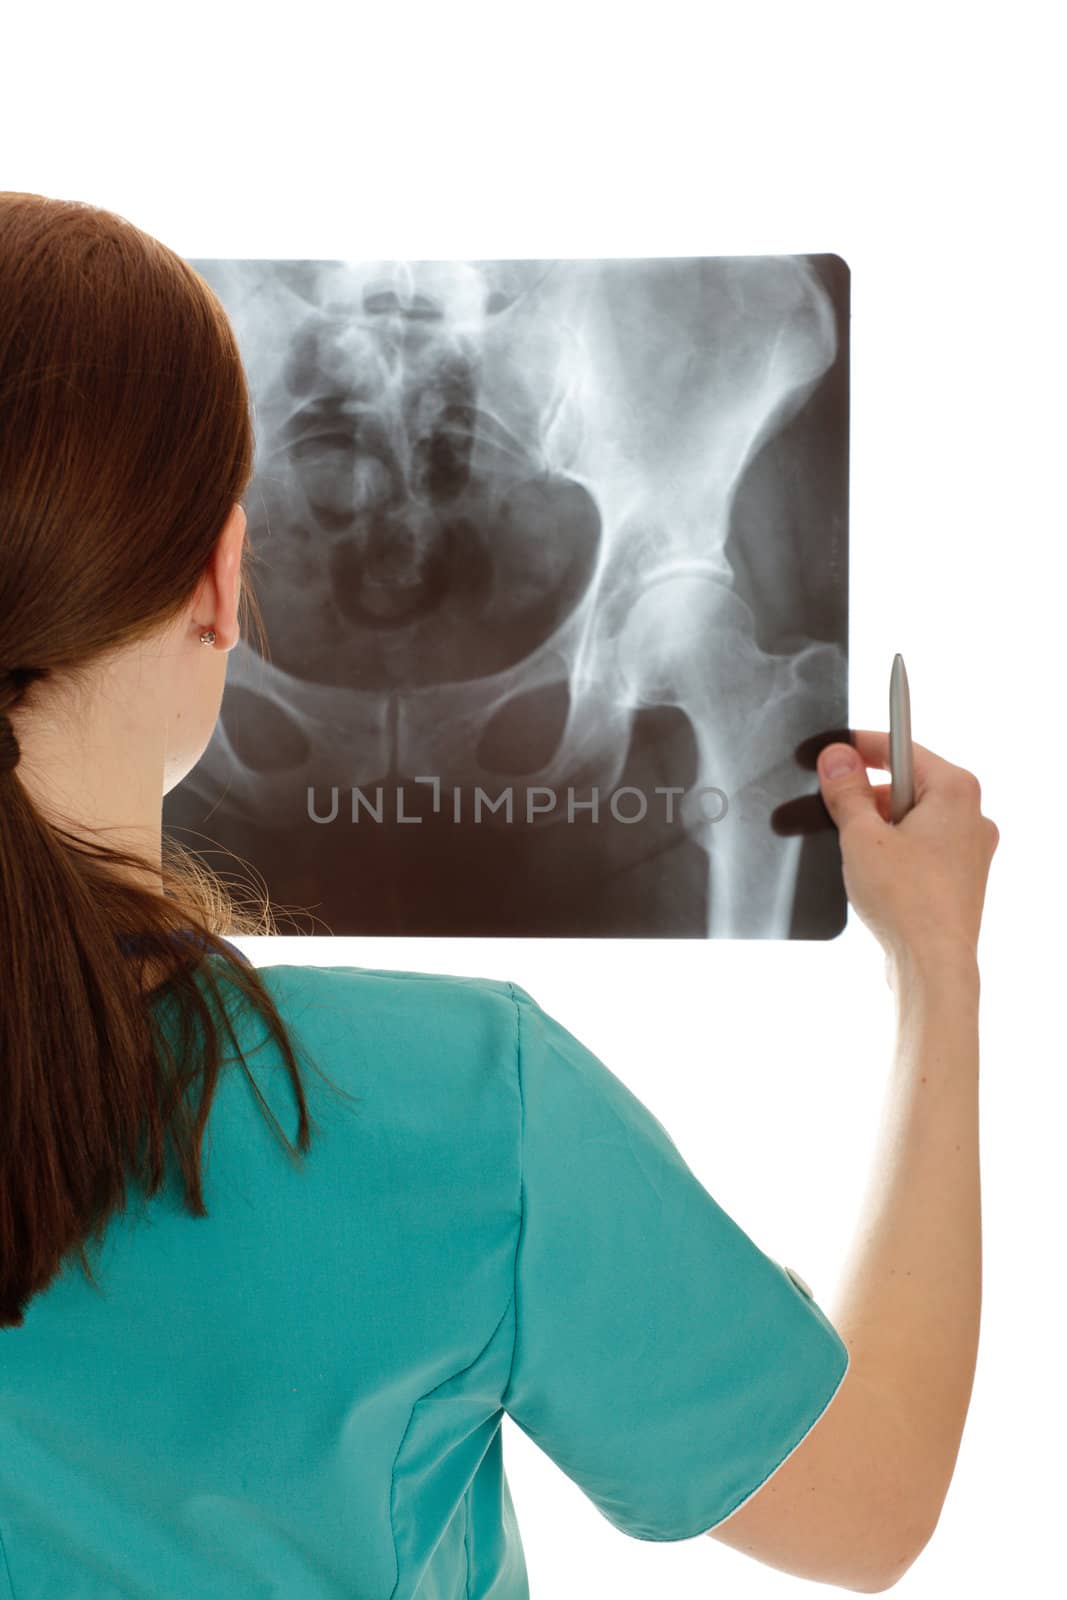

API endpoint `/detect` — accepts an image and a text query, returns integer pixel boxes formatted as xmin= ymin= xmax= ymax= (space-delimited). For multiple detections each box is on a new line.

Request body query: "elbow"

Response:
xmin=850 ymin=1402 xmax=946 ymax=1591
xmin=848 ymin=1517 xmax=938 ymax=1593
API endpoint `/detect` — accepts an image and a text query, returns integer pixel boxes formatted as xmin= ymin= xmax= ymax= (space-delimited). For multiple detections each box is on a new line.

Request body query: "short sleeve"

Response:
xmin=500 ymin=983 xmax=851 ymax=1543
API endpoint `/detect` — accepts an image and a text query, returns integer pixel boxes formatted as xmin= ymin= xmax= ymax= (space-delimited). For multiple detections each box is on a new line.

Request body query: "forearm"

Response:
xmin=829 ymin=949 xmax=982 ymax=1543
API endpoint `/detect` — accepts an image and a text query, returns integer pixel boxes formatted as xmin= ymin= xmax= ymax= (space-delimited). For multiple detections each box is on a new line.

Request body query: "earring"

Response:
xmin=200 ymin=628 xmax=216 ymax=645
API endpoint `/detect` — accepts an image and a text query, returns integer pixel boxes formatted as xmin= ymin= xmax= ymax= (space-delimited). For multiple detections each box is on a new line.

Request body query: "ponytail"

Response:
xmin=0 ymin=193 xmax=356 ymax=1329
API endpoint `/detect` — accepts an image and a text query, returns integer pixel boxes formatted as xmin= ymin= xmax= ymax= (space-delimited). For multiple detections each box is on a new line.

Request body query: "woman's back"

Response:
xmin=0 ymin=959 xmax=849 ymax=1600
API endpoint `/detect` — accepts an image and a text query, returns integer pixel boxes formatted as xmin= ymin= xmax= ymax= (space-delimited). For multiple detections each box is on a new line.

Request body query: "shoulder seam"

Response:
xmin=0 ymin=1522 xmax=14 ymax=1600
xmin=500 ymin=984 xmax=527 ymax=1407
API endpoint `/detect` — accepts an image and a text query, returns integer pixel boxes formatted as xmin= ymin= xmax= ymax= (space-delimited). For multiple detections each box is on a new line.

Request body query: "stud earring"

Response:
xmin=199 ymin=629 xmax=216 ymax=645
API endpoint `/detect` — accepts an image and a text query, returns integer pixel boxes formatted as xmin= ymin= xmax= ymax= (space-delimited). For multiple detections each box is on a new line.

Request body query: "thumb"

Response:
xmin=818 ymin=743 xmax=876 ymax=824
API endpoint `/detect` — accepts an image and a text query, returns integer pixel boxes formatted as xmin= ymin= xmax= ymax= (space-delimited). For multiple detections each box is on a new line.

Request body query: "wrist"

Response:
xmin=885 ymin=941 xmax=981 ymax=999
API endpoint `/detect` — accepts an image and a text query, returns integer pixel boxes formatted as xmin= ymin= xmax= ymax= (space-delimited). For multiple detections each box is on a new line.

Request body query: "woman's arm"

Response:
xmin=709 ymin=944 xmax=982 ymax=1591
xmin=833 ymin=946 xmax=983 ymax=1560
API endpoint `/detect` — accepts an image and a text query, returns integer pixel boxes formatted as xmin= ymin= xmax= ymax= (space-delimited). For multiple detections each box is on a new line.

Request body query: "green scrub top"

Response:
xmin=0 ymin=955 xmax=850 ymax=1598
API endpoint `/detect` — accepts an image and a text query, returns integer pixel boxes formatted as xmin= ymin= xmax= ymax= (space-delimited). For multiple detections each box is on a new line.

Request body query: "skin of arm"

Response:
xmin=708 ymin=943 xmax=983 ymax=1593
xmin=829 ymin=944 xmax=983 ymax=1584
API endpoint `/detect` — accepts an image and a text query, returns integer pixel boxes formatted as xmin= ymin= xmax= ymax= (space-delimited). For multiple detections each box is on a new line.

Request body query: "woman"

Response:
xmin=0 ymin=193 xmax=998 ymax=1598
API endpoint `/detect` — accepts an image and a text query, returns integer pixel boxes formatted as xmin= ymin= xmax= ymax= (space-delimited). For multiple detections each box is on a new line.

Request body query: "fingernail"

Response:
xmin=820 ymin=745 xmax=858 ymax=778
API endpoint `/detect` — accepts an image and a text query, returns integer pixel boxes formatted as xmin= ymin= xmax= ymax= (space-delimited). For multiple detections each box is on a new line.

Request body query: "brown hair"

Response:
xmin=0 ymin=192 xmax=355 ymax=1330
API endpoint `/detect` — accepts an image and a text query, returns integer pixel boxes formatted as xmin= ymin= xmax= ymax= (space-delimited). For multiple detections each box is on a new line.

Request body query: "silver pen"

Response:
xmin=889 ymin=653 xmax=916 ymax=823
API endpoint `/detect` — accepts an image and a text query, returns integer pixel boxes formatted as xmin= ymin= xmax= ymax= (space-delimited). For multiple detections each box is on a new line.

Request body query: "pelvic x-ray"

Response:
xmin=162 ymin=254 xmax=851 ymax=939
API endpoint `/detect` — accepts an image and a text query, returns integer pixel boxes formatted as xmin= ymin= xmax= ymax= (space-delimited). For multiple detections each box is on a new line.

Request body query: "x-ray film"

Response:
xmin=162 ymin=254 xmax=850 ymax=938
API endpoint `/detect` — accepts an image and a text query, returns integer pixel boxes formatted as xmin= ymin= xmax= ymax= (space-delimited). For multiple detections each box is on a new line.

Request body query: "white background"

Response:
xmin=4 ymin=2 xmax=1063 ymax=1591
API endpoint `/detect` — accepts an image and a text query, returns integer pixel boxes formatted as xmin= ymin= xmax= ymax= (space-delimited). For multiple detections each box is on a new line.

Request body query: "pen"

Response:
xmin=889 ymin=653 xmax=916 ymax=823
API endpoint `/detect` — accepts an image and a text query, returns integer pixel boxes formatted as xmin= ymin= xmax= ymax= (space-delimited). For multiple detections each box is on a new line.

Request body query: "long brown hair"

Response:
xmin=0 ymin=192 xmax=355 ymax=1330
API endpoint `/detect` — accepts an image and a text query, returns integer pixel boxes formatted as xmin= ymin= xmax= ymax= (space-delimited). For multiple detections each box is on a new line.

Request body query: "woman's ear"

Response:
xmin=212 ymin=503 xmax=246 ymax=651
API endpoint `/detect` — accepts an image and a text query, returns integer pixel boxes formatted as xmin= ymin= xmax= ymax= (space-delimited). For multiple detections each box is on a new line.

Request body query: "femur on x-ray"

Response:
xmin=162 ymin=254 xmax=850 ymax=939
